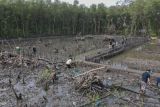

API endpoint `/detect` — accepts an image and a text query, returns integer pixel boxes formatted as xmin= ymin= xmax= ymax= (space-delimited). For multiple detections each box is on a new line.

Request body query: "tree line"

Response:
xmin=0 ymin=0 xmax=160 ymax=38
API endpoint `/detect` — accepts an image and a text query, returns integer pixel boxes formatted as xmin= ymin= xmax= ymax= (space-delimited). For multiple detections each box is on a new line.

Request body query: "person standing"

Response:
xmin=156 ymin=77 xmax=160 ymax=88
xmin=16 ymin=46 xmax=21 ymax=54
xmin=140 ymin=70 xmax=151 ymax=94
xmin=32 ymin=46 xmax=37 ymax=55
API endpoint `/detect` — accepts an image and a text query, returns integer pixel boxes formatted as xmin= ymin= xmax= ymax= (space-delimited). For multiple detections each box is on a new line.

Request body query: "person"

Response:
xmin=109 ymin=39 xmax=113 ymax=49
xmin=109 ymin=44 xmax=112 ymax=49
xmin=32 ymin=46 xmax=37 ymax=55
xmin=156 ymin=77 xmax=160 ymax=88
xmin=52 ymin=69 xmax=57 ymax=83
xmin=16 ymin=46 xmax=21 ymax=54
xmin=140 ymin=70 xmax=151 ymax=94
xmin=122 ymin=37 xmax=126 ymax=45
xmin=111 ymin=39 xmax=116 ymax=49
xmin=66 ymin=58 xmax=72 ymax=68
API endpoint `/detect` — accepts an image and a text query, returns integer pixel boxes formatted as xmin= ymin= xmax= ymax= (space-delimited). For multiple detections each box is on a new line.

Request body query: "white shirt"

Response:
xmin=16 ymin=46 xmax=20 ymax=50
xmin=66 ymin=59 xmax=72 ymax=65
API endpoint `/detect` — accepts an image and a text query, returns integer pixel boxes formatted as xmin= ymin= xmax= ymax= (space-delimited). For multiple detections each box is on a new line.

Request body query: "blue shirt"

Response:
xmin=156 ymin=77 xmax=160 ymax=86
xmin=142 ymin=72 xmax=150 ymax=83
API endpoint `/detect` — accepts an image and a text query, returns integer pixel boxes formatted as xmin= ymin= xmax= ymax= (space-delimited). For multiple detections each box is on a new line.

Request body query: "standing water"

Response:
xmin=101 ymin=40 xmax=160 ymax=71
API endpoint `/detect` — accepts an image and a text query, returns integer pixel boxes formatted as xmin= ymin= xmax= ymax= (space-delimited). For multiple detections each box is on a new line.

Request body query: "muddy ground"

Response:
xmin=0 ymin=35 xmax=110 ymax=107
xmin=0 ymin=35 xmax=160 ymax=107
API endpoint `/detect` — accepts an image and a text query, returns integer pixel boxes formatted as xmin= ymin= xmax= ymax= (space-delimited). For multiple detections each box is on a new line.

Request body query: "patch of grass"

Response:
xmin=41 ymin=68 xmax=52 ymax=80
xmin=37 ymin=67 xmax=52 ymax=91
xmin=89 ymin=94 xmax=101 ymax=107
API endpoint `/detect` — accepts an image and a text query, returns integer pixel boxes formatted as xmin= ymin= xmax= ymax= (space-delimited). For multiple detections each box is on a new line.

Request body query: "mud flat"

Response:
xmin=1 ymin=35 xmax=159 ymax=107
xmin=0 ymin=35 xmax=110 ymax=107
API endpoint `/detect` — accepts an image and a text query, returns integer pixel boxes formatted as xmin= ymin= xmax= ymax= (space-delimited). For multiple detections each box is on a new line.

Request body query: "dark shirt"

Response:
xmin=142 ymin=72 xmax=150 ymax=83
xmin=156 ymin=77 xmax=160 ymax=86
xmin=33 ymin=47 xmax=37 ymax=54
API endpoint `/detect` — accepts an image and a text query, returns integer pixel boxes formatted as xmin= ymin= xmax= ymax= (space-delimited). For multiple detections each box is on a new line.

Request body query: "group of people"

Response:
xmin=140 ymin=69 xmax=160 ymax=94
xmin=15 ymin=45 xmax=160 ymax=95
xmin=108 ymin=38 xmax=120 ymax=49
xmin=65 ymin=58 xmax=160 ymax=95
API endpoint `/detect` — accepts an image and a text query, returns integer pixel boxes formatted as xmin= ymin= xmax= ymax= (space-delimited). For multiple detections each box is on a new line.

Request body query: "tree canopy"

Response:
xmin=0 ymin=0 xmax=160 ymax=38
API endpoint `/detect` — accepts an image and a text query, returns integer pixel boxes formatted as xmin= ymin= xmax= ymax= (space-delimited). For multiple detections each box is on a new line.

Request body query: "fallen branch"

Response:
xmin=111 ymin=85 xmax=140 ymax=94
xmin=133 ymin=99 xmax=160 ymax=105
xmin=119 ymin=97 xmax=140 ymax=107
xmin=38 ymin=58 xmax=65 ymax=64
xmin=73 ymin=66 xmax=106 ymax=79
xmin=79 ymin=92 xmax=112 ymax=107
xmin=76 ymin=61 xmax=104 ymax=67
xmin=111 ymin=85 xmax=160 ymax=99
xmin=80 ymin=91 xmax=141 ymax=107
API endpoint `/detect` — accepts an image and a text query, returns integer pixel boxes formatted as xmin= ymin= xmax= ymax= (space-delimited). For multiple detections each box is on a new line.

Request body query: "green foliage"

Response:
xmin=0 ymin=0 xmax=160 ymax=38
xmin=37 ymin=67 xmax=52 ymax=91
xmin=87 ymin=93 xmax=101 ymax=106
xmin=41 ymin=68 xmax=52 ymax=80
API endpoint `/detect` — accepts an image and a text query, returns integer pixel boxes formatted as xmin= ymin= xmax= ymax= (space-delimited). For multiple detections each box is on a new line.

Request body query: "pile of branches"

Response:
xmin=75 ymin=73 xmax=107 ymax=95
xmin=0 ymin=52 xmax=37 ymax=68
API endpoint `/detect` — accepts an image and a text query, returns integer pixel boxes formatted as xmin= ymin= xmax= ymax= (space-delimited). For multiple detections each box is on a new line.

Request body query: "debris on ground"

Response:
xmin=75 ymin=72 xmax=106 ymax=95
xmin=0 ymin=36 xmax=160 ymax=107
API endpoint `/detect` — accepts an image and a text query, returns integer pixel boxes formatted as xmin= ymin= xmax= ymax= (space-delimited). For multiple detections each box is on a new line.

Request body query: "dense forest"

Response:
xmin=0 ymin=0 xmax=160 ymax=38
